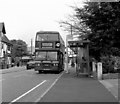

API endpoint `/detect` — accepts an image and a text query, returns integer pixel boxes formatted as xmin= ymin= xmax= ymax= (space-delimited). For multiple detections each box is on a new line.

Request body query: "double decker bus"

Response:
xmin=34 ymin=31 xmax=65 ymax=73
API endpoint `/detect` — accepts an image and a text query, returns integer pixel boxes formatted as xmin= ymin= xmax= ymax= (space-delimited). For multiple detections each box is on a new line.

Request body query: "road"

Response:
xmin=1 ymin=68 xmax=63 ymax=103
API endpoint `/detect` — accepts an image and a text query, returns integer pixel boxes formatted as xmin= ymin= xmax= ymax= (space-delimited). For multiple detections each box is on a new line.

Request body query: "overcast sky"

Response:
xmin=0 ymin=0 xmax=84 ymax=46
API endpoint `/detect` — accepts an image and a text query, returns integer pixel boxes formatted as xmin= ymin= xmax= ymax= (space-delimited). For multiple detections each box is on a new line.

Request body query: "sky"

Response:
xmin=0 ymin=0 xmax=84 ymax=47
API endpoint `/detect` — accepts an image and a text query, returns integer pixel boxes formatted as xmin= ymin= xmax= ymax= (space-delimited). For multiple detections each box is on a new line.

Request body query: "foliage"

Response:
xmin=100 ymin=55 xmax=120 ymax=73
xmin=59 ymin=9 xmax=91 ymax=39
xmin=75 ymin=2 xmax=120 ymax=60
xmin=60 ymin=2 xmax=120 ymax=73
xmin=100 ymin=55 xmax=114 ymax=73
xmin=10 ymin=39 xmax=28 ymax=61
xmin=111 ymin=56 xmax=120 ymax=70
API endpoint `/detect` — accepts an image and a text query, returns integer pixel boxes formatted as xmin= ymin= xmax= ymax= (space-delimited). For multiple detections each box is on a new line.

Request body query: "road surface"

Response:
xmin=1 ymin=68 xmax=63 ymax=103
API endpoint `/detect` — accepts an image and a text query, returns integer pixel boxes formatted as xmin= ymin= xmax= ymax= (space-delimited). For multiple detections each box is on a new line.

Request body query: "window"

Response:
xmin=47 ymin=52 xmax=57 ymax=60
xmin=1 ymin=43 xmax=3 ymax=49
xmin=35 ymin=51 xmax=57 ymax=60
xmin=8 ymin=45 xmax=11 ymax=51
xmin=36 ymin=52 xmax=46 ymax=60
xmin=36 ymin=34 xmax=59 ymax=41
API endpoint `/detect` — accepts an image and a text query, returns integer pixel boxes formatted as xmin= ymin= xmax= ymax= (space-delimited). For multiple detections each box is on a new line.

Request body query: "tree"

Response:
xmin=10 ymin=39 xmax=28 ymax=61
xmin=59 ymin=8 xmax=91 ymax=39
xmin=74 ymin=2 xmax=120 ymax=60
xmin=60 ymin=2 xmax=120 ymax=61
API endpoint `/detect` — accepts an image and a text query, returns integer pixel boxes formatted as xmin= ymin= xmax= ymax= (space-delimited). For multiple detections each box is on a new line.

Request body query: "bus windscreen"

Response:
xmin=36 ymin=33 xmax=59 ymax=41
xmin=35 ymin=52 xmax=57 ymax=60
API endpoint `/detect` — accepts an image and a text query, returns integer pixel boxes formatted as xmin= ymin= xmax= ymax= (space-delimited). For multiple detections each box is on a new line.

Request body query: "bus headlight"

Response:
xmin=36 ymin=63 xmax=41 ymax=66
xmin=54 ymin=63 xmax=58 ymax=66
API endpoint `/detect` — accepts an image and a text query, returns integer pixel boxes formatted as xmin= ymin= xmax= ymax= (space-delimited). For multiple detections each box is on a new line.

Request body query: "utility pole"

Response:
xmin=66 ymin=35 xmax=68 ymax=73
xmin=70 ymin=25 xmax=74 ymax=66
xmin=70 ymin=25 xmax=72 ymax=36
xmin=31 ymin=39 xmax=33 ymax=58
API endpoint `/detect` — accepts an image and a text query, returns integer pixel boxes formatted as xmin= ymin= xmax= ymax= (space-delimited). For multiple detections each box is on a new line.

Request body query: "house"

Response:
xmin=0 ymin=22 xmax=12 ymax=69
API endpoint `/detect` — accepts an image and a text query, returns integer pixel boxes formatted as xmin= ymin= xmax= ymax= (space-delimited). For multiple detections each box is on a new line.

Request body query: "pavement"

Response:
xmin=0 ymin=66 xmax=26 ymax=74
xmin=39 ymin=67 xmax=119 ymax=103
xmin=99 ymin=79 xmax=119 ymax=101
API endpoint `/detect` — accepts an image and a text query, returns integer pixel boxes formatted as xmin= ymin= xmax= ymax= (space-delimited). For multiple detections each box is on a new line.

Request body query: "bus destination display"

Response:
xmin=42 ymin=43 xmax=53 ymax=48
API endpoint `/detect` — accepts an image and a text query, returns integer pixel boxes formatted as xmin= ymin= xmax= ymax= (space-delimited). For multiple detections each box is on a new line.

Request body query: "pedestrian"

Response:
xmin=81 ymin=57 xmax=86 ymax=73
xmin=71 ymin=61 xmax=75 ymax=67
xmin=17 ymin=62 xmax=19 ymax=67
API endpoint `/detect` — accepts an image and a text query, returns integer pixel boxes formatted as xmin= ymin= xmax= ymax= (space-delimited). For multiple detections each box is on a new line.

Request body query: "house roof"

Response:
xmin=0 ymin=23 xmax=12 ymax=45
xmin=2 ymin=34 xmax=12 ymax=45
xmin=0 ymin=22 xmax=6 ymax=34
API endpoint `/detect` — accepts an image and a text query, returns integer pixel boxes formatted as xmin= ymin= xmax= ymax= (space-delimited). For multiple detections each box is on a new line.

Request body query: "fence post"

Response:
xmin=97 ymin=62 xmax=103 ymax=80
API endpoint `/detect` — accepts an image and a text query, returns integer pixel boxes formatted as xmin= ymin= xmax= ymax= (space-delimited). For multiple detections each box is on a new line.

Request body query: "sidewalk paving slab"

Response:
xmin=39 ymin=67 xmax=118 ymax=102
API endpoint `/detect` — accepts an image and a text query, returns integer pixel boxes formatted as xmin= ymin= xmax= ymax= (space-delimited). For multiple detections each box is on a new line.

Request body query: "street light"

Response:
xmin=60 ymin=23 xmax=73 ymax=73
xmin=66 ymin=24 xmax=73 ymax=73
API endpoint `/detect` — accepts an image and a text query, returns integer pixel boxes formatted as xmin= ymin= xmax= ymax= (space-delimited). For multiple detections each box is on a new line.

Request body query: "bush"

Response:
xmin=111 ymin=56 xmax=120 ymax=73
xmin=100 ymin=55 xmax=114 ymax=74
xmin=100 ymin=55 xmax=120 ymax=74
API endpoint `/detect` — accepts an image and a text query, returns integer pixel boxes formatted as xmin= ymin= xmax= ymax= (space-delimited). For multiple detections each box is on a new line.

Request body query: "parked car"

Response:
xmin=26 ymin=60 xmax=35 ymax=70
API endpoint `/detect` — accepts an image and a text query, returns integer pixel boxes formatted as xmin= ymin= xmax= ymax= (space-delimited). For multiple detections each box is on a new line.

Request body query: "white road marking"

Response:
xmin=35 ymin=72 xmax=64 ymax=102
xmin=9 ymin=80 xmax=47 ymax=104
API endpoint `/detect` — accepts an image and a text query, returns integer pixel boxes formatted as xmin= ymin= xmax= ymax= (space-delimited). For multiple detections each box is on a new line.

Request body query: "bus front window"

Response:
xmin=35 ymin=52 xmax=47 ymax=60
xmin=47 ymin=52 xmax=57 ymax=60
xmin=35 ymin=52 xmax=57 ymax=61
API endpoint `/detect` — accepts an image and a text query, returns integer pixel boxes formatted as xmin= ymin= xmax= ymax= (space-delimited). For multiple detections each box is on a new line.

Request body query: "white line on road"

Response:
xmin=9 ymin=80 xmax=47 ymax=104
xmin=35 ymin=72 xmax=64 ymax=102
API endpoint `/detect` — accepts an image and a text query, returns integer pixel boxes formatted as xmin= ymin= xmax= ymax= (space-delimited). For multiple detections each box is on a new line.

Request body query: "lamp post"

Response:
xmin=60 ymin=24 xmax=73 ymax=73
xmin=66 ymin=24 xmax=73 ymax=73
